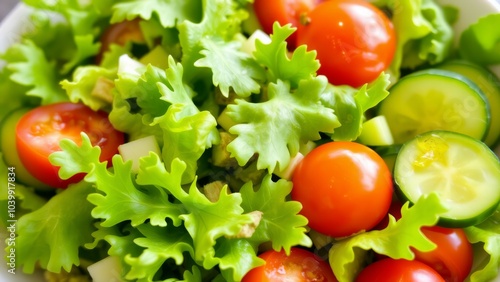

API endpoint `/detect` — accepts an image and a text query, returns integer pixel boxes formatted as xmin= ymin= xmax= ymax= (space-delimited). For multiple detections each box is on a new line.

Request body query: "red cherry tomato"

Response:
xmin=414 ymin=226 xmax=473 ymax=282
xmin=242 ymin=247 xmax=337 ymax=282
xmin=253 ymin=0 xmax=323 ymax=48
xmin=296 ymin=0 xmax=396 ymax=87
xmin=97 ymin=18 xmax=145 ymax=63
xmin=291 ymin=141 xmax=393 ymax=238
xmin=356 ymin=258 xmax=445 ymax=282
xmin=375 ymin=201 xmax=474 ymax=282
xmin=16 ymin=102 xmax=125 ymax=188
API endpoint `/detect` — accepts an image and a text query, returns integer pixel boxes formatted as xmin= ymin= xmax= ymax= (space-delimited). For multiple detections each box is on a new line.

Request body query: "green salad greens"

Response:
xmin=0 ymin=0 xmax=499 ymax=281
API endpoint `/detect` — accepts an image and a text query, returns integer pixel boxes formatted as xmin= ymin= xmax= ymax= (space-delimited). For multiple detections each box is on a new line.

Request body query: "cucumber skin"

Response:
xmin=379 ymin=68 xmax=491 ymax=143
xmin=393 ymin=130 xmax=500 ymax=228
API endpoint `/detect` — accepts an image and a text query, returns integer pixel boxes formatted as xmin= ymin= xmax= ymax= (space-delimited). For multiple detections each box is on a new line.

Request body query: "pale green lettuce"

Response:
xmin=459 ymin=14 xmax=500 ymax=65
xmin=371 ymin=0 xmax=454 ymax=79
xmin=329 ymin=193 xmax=447 ymax=282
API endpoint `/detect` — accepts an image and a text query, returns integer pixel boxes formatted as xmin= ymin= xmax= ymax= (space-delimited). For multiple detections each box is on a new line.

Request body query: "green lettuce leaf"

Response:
xmin=240 ymin=175 xmax=312 ymax=251
xmin=135 ymin=154 xmax=255 ymax=264
xmin=371 ymin=0 xmax=454 ymax=78
xmin=321 ymin=73 xmax=391 ymax=141
xmin=178 ymin=0 xmax=254 ymax=91
xmin=61 ymin=65 xmax=117 ymax=111
xmin=154 ymin=56 xmax=220 ymax=183
xmin=123 ymin=223 xmax=194 ymax=281
xmin=253 ymin=23 xmax=319 ymax=88
xmin=210 ymin=238 xmax=262 ymax=282
xmin=465 ymin=211 xmax=500 ymax=282
xmin=0 ymin=154 xmax=47 ymax=227
xmin=225 ymin=77 xmax=339 ymax=172
xmin=1 ymin=40 xmax=68 ymax=105
xmin=110 ymin=0 xmax=201 ymax=27
xmin=14 ymin=181 xmax=96 ymax=273
xmin=329 ymin=193 xmax=447 ymax=282
xmin=23 ymin=0 xmax=102 ymax=73
xmin=459 ymin=13 xmax=500 ymax=65
xmin=195 ymin=38 xmax=263 ymax=98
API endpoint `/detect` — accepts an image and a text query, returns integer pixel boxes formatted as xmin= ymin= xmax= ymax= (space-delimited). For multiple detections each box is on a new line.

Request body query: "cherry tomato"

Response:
xmin=296 ymin=0 xmax=396 ymax=87
xmin=242 ymin=247 xmax=337 ymax=282
xmin=375 ymin=201 xmax=474 ymax=282
xmin=16 ymin=102 xmax=125 ymax=188
xmin=356 ymin=258 xmax=445 ymax=282
xmin=291 ymin=141 xmax=393 ymax=238
xmin=253 ymin=0 xmax=323 ymax=48
xmin=97 ymin=18 xmax=145 ymax=63
xmin=413 ymin=226 xmax=473 ymax=282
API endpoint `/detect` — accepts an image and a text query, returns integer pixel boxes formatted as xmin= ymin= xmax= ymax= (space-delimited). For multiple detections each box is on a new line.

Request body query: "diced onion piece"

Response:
xmin=118 ymin=135 xmax=161 ymax=173
xmin=240 ymin=29 xmax=271 ymax=56
xmin=87 ymin=256 xmax=123 ymax=282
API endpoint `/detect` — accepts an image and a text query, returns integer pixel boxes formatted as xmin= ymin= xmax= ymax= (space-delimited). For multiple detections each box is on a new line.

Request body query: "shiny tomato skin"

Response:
xmin=296 ymin=0 xmax=396 ymax=87
xmin=16 ymin=102 xmax=125 ymax=188
xmin=414 ymin=226 xmax=473 ymax=282
xmin=242 ymin=247 xmax=338 ymax=282
xmin=374 ymin=201 xmax=474 ymax=282
xmin=97 ymin=18 xmax=145 ymax=63
xmin=291 ymin=141 xmax=393 ymax=238
xmin=253 ymin=0 xmax=323 ymax=48
xmin=356 ymin=259 xmax=445 ymax=282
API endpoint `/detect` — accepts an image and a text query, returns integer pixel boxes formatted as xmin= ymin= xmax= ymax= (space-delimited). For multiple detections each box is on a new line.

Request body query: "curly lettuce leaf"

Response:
xmin=110 ymin=0 xmax=201 ymax=27
xmin=459 ymin=13 xmax=500 ymax=66
xmin=1 ymin=40 xmax=68 ymax=104
xmin=15 ymin=181 xmax=96 ymax=273
xmin=156 ymin=104 xmax=218 ymax=184
xmin=329 ymin=193 xmax=447 ymax=282
xmin=124 ymin=223 xmax=194 ymax=281
xmin=136 ymin=154 xmax=255 ymax=264
xmin=371 ymin=0 xmax=454 ymax=78
xmin=321 ymin=73 xmax=391 ymax=141
xmin=178 ymin=0 xmax=254 ymax=92
xmin=211 ymin=239 xmax=262 ymax=282
xmin=109 ymin=57 xmax=165 ymax=143
xmin=0 ymin=154 xmax=47 ymax=227
xmin=254 ymin=23 xmax=320 ymax=88
xmin=240 ymin=175 xmax=312 ymax=251
xmin=50 ymin=134 xmax=184 ymax=228
xmin=23 ymin=0 xmax=103 ymax=73
xmin=195 ymin=38 xmax=263 ymax=98
xmin=225 ymin=77 xmax=339 ymax=172
xmin=61 ymin=65 xmax=117 ymax=111
xmin=465 ymin=211 xmax=500 ymax=282
xmin=154 ymin=57 xmax=219 ymax=183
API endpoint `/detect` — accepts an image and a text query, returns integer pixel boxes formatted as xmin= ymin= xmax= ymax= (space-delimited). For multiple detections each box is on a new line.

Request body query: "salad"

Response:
xmin=0 ymin=0 xmax=499 ymax=281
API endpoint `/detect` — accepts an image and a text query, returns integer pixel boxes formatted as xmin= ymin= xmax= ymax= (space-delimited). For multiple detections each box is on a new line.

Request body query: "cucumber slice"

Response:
xmin=0 ymin=108 xmax=50 ymax=189
xmin=378 ymin=69 xmax=490 ymax=144
xmin=394 ymin=130 xmax=500 ymax=227
xmin=357 ymin=115 xmax=394 ymax=146
xmin=437 ymin=60 xmax=500 ymax=147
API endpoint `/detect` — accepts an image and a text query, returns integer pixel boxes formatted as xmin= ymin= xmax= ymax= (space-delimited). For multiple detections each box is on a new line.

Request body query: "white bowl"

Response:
xmin=0 ymin=1 xmax=499 ymax=281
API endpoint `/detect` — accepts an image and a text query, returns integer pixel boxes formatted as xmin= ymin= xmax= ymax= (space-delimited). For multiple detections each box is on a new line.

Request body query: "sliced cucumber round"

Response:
xmin=378 ymin=69 xmax=490 ymax=144
xmin=1 ymin=108 xmax=50 ymax=189
xmin=438 ymin=60 xmax=500 ymax=147
xmin=394 ymin=130 xmax=500 ymax=227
